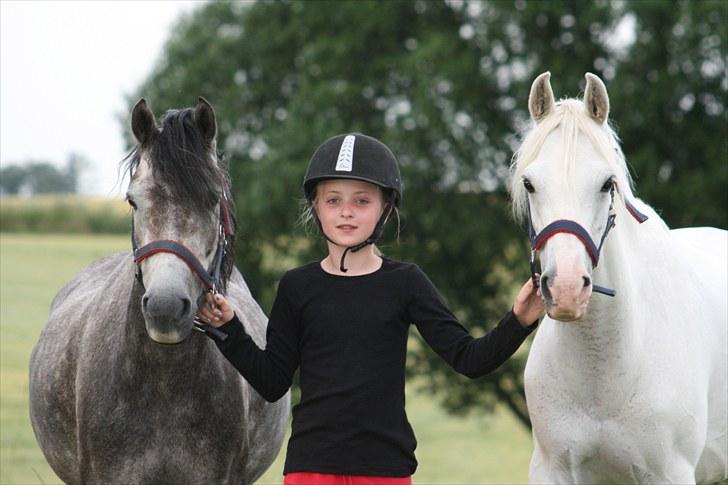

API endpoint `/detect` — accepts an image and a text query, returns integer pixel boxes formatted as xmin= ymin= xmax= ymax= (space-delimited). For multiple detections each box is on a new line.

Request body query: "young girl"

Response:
xmin=197 ymin=133 xmax=544 ymax=485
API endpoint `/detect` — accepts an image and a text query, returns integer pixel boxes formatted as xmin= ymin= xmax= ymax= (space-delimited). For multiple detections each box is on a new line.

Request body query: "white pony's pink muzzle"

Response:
xmin=539 ymin=237 xmax=593 ymax=321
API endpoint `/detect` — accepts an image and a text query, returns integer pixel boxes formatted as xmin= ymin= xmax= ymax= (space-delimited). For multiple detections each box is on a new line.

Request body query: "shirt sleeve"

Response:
xmin=406 ymin=264 xmax=535 ymax=379
xmin=212 ymin=274 xmax=300 ymax=402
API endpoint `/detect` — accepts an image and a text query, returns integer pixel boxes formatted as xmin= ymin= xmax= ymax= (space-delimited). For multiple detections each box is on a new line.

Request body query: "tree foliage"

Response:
xmin=0 ymin=154 xmax=86 ymax=195
xmin=131 ymin=0 xmax=726 ymax=428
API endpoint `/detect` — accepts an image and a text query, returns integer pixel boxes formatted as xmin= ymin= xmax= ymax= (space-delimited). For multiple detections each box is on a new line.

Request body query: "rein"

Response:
xmin=131 ymin=195 xmax=234 ymax=341
xmin=527 ymin=183 xmax=648 ymax=297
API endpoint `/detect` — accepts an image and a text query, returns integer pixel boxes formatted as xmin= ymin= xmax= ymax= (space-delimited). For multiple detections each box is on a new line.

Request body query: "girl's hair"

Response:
xmin=298 ymin=184 xmax=401 ymax=243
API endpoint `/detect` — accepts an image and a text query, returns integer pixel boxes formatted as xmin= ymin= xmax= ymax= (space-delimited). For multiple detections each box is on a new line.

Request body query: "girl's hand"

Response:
xmin=513 ymin=276 xmax=545 ymax=327
xmin=196 ymin=293 xmax=235 ymax=328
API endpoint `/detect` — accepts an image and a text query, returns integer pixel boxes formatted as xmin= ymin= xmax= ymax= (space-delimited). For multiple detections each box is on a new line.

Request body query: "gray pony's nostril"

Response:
xmin=142 ymin=295 xmax=150 ymax=310
xmin=180 ymin=297 xmax=191 ymax=318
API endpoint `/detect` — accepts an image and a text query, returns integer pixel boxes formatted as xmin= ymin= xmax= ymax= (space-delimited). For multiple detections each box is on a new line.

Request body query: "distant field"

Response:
xmin=0 ymin=233 xmax=532 ymax=484
xmin=0 ymin=195 xmax=129 ymax=234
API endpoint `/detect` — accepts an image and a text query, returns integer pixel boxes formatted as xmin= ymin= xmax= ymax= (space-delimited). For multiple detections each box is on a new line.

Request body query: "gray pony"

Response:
xmin=29 ymin=98 xmax=290 ymax=484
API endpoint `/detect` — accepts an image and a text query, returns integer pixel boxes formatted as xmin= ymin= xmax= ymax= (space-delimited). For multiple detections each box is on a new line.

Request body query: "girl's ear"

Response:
xmin=309 ymin=196 xmax=319 ymax=216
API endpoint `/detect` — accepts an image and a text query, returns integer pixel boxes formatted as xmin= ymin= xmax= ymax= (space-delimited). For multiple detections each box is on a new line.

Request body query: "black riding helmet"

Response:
xmin=303 ymin=133 xmax=402 ymax=272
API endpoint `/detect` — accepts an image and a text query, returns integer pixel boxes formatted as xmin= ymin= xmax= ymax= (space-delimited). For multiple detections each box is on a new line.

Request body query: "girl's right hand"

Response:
xmin=513 ymin=276 xmax=545 ymax=327
xmin=196 ymin=293 xmax=235 ymax=328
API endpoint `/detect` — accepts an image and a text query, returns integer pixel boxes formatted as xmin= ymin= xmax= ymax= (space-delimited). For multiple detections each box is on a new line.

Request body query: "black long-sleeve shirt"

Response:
xmin=214 ymin=258 xmax=535 ymax=477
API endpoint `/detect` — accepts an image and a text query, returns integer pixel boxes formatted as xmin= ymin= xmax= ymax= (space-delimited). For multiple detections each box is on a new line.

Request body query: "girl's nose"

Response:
xmin=340 ymin=203 xmax=354 ymax=217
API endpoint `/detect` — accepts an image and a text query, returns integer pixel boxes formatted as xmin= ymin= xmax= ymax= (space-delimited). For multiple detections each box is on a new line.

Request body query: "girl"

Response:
xmin=197 ymin=133 xmax=544 ymax=485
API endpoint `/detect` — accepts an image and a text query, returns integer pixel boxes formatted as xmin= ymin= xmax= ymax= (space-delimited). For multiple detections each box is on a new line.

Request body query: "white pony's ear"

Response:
xmin=194 ymin=96 xmax=217 ymax=147
xmin=584 ymin=73 xmax=610 ymax=125
xmin=131 ymin=98 xmax=158 ymax=146
xmin=528 ymin=71 xmax=555 ymax=122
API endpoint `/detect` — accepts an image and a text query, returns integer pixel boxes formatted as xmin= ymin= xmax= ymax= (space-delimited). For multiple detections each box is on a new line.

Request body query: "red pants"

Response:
xmin=284 ymin=472 xmax=412 ymax=485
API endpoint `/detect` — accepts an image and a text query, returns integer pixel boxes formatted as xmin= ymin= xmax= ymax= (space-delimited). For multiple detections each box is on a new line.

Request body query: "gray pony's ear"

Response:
xmin=528 ymin=71 xmax=555 ymax=122
xmin=583 ymin=73 xmax=609 ymax=124
xmin=194 ymin=97 xmax=217 ymax=146
xmin=131 ymin=98 xmax=158 ymax=146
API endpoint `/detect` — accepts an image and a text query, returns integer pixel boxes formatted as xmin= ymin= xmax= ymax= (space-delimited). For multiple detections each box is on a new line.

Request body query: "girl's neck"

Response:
xmin=321 ymin=244 xmax=382 ymax=276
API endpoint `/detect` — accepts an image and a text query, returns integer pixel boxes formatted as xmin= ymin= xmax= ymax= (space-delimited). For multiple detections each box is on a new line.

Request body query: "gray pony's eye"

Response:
xmin=125 ymin=194 xmax=137 ymax=209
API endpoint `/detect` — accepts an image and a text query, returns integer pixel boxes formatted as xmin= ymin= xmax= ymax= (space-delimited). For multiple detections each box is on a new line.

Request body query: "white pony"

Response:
xmin=511 ymin=72 xmax=727 ymax=484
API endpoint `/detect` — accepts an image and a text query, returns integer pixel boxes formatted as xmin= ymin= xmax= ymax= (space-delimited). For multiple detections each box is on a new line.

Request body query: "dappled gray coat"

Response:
xmin=29 ymin=98 xmax=290 ymax=485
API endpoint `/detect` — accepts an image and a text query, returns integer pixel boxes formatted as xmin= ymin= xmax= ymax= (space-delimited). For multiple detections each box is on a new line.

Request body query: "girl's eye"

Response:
xmin=326 ymin=198 xmax=339 ymax=205
xmin=601 ymin=178 xmax=614 ymax=193
xmin=522 ymin=178 xmax=535 ymax=194
xmin=356 ymin=199 xmax=370 ymax=206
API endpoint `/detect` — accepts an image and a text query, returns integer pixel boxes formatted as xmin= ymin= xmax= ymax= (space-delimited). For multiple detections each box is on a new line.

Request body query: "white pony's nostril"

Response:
xmin=540 ymin=274 xmax=552 ymax=302
xmin=583 ymin=276 xmax=591 ymax=288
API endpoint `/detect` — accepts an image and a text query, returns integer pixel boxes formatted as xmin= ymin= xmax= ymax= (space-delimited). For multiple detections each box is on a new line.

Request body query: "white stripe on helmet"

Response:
xmin=335 ymin=135 xmax=355 ymax=171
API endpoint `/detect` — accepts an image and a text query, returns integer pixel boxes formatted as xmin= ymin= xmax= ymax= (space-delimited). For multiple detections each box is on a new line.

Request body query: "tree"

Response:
xmin=0 ymin=154 xmax=87 ymax=195
xmin=0 ymin=164 xmax=26 ymax=195
xmin=131 ymin=0 xmax=726 ymax=429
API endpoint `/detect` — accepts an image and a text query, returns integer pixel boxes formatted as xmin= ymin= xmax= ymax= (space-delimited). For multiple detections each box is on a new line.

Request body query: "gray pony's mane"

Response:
xmin=123 ymin=107 xmax=237 ymax=288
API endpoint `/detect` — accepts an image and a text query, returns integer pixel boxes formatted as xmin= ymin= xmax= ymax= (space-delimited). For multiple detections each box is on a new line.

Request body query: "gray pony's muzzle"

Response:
xmin=141 ymin=288 xmax=195 ymax=344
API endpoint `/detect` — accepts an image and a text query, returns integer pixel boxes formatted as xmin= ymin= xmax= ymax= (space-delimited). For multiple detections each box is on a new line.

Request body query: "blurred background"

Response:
xmin=1 ymin=0 xmax=726 ymax=483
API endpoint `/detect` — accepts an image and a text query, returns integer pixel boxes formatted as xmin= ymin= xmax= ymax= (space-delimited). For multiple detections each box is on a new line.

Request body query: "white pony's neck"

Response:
xmin=552 ymin=197 xmax=670 ymax=386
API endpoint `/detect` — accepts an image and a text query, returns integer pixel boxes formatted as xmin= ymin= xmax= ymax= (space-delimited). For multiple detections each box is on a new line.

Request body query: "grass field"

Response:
xmin=0 ymin=196 xmax=128 ymax=234
xmin=0 ymin=233 xmax=532 ymax=484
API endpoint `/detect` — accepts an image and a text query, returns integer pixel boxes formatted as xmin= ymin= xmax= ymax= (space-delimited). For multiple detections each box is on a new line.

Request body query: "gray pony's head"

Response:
xmin=125 ymin=98 xmax=235 ymax=344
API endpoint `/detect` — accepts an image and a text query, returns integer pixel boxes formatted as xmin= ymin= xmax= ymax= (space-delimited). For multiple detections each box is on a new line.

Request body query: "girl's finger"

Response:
xmin=214 ymin=294 xmax=232 ymax=310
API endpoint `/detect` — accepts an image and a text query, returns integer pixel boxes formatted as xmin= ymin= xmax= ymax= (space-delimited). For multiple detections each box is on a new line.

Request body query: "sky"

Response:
xmin=1 ymin=0 xmax=202 ymax=196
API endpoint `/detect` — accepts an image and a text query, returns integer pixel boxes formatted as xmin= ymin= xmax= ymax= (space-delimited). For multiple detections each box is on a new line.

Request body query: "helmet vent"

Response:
xmin=335 ymin=135 xmax=356 ymax=172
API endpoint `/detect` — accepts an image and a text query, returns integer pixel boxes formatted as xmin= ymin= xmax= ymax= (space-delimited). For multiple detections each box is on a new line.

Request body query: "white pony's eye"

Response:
xmin=600 ymin=178 xmax=615 ymax=193
xmin=523 ymin=178 xmax=535 ymax=194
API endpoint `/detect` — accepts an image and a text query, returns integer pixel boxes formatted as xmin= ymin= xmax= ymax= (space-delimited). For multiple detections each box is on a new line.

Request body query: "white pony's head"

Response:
xmin=510 ymin=72 xmax=637 ymax=321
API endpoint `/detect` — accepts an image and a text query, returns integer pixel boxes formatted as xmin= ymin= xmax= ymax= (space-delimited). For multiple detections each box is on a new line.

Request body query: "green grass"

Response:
xmin=1 ymin=233 xmax=532 ymax=485
xmin=0 ymin=233 xmax=130 ymax=485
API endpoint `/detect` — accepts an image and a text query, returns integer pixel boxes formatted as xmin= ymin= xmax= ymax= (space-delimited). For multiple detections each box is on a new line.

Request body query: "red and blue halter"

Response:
xmin=527 ymin=184 xmax=648 ymax=297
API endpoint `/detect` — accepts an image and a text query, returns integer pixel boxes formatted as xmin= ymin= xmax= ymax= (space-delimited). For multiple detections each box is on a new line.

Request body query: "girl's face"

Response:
xmin=314 ymin=179 xmax=385 ymax=247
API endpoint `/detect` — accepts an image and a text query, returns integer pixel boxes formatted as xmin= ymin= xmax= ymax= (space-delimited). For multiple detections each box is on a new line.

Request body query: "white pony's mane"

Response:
xmin=509 ymin=98 xmax=636 ymax=223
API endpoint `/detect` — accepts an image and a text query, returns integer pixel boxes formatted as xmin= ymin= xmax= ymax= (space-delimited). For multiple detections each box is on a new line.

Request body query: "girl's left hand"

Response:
xmin=513 ymin=276 xmax=545 ymax=327
xmin=196 ymin=293 xmax=235 ymax=328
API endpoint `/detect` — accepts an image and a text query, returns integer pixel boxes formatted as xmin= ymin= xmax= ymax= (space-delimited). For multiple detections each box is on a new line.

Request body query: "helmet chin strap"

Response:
xmin=315 ymin=205 xmax=393 ymax=273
